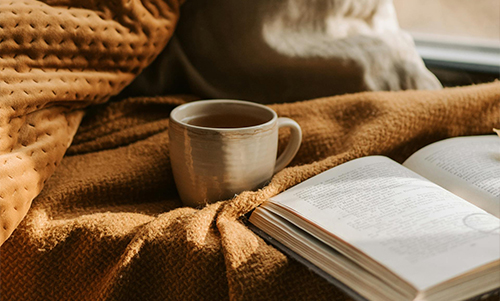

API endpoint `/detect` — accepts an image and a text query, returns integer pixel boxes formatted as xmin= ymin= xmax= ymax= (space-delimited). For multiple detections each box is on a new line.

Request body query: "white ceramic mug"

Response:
xmin=169 ymin=100 xmax=302 ymax=207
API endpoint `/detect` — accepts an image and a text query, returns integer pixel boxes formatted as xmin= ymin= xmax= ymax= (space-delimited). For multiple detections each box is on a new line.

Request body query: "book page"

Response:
xmin=403 ymin=135 xmax=500 ymax=218
xmin=269 ymin=156 xmax=500 ymax=291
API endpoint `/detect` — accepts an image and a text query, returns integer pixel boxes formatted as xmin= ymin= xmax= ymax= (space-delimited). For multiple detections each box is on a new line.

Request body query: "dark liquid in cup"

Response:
xmin=185 ymin=114 xmax=266 ymax=128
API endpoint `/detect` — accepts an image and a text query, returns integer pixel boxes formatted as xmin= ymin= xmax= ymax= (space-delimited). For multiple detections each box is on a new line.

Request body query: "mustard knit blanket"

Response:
xmin=2 ymin=83 xmax=499 ymax=300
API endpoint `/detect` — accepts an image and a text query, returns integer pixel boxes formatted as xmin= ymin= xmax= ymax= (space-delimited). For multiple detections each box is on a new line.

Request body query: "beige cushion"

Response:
xmin=133 ymin=0 xmax=442 ymax=102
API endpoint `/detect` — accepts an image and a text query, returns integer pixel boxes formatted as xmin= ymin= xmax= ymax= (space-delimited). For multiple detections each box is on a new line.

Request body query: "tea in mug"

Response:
xmin=185 ymin=114 xmax=266 ymax=128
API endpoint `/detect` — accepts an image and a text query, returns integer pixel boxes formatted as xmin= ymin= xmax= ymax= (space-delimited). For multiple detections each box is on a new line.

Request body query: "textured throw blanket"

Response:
xmin=2 ymin=82 xmax=499 ymax=300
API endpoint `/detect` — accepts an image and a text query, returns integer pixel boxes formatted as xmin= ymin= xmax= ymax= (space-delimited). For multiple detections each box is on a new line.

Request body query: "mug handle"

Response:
xmin=274 ymin=117 xmax=302 ymax=173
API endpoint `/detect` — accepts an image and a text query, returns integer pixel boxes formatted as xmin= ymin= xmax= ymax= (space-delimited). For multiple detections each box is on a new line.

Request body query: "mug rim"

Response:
xmin=169 ymin=99 xmax=278 ymax=132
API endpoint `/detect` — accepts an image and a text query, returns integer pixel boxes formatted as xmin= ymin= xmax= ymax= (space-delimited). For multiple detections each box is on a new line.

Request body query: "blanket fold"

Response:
xmin=2 ymin=82 xmax=499 ymax=300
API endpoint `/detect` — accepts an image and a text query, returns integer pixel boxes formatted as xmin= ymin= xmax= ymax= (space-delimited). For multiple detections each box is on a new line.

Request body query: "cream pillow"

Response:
xmin=134 ymin=0 xmax=441 ymax=102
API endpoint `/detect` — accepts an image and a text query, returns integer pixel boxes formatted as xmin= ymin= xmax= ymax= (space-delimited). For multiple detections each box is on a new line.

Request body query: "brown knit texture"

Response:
xmin=0 ymin=0 xmax=181 ymax=244
xmin=2 ymin=82 xmax=499 ymax=300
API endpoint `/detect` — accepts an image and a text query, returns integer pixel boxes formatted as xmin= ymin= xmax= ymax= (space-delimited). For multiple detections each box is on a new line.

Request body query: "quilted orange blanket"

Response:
xmin=0 ymin=0 xmax=181 ymax=244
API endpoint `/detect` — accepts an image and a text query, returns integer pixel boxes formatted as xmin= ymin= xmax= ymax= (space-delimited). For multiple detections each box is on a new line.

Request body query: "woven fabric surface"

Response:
xmin=2 ymin=82 xmax=499 ymax=300
xmin=0 ymin=0 xmax=181 ymax=245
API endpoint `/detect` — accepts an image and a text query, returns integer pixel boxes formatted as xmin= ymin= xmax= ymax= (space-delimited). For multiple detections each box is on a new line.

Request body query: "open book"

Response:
xmin=249 ymin=135 xmax=500 ymax=301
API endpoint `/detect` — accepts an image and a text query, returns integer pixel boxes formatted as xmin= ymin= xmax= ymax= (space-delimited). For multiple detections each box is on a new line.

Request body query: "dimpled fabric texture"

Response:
xmin=0 ymin=0 xmax=181 ymax=245
xmin=1 ymin=82 xmax=499 ymax=300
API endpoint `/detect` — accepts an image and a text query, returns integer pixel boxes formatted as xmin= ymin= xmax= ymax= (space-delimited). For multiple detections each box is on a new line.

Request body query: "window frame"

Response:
xmin=410 ymin=32 xmax=500 ymax=74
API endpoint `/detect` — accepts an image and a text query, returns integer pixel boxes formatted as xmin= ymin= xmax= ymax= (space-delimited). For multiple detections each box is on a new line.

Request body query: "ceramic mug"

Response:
xmin=169 ymin=100 xmax=302 ymax=207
